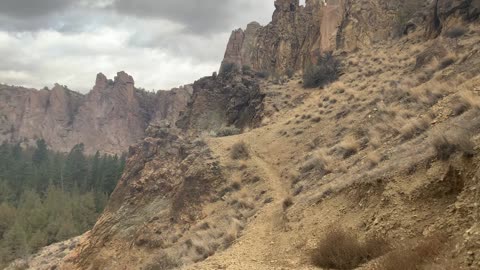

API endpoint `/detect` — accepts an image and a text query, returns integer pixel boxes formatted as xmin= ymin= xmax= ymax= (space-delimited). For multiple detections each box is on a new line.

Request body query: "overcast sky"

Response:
xmin=0 ymin=0 xmax=274 ymax=93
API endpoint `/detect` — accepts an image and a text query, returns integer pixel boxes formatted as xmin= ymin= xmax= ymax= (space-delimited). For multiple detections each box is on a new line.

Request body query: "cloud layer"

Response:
xmin=0 ymin=0 xmax=274 ymax=92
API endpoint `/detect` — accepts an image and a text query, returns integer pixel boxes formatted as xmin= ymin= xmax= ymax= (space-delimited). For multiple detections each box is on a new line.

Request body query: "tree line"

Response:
xmin=0 ymin=140 xmax=125 ymax=267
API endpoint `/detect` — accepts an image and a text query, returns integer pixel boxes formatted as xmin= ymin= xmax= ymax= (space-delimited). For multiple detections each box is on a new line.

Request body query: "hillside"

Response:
xmin=5 ymin=0 xmax=480 ymax=269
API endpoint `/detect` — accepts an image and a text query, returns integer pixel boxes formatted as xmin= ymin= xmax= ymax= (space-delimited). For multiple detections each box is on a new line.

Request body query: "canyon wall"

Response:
xmin=0 ymin=72 xmax=191 ymax=154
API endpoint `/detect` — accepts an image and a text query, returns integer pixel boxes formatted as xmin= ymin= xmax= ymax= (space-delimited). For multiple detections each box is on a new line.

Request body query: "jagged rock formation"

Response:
xmin=221 ymin=0 xmax=479 ymax=76
xmin=0 ymin=72 xmax=191 ymax=154
xmin=176 ymin=73 xmax=264 ymax=133
xmin=221 ymin=0 xmax=323 ymax=75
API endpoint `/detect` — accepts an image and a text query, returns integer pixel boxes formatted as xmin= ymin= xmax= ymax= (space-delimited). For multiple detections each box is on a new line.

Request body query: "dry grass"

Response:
xmin=366 ymin=151 xmax=382 ymax=168
xmin=311 ymin=227 xmax=390 ymax=270
xmin=431 ymin=128 xmax=475 ymax=160
xmin=338 ymin=135 xmax=360 ymax=159
xmin=409 ymin=81 xmax=448 ymax=106
xmin=299 ymin=151 xmax=332 ymax=176
xmin=230 ymin=141 xmax=249 ymax=160
xmin=398 ymin=117 xmax=430 ymax=140
xmin=368 ymin=128 xmax=383 ymax=149
xmin=145 ymin=252 xmax=181 ymax=270
xmin=438 ymin=53 xmax=457 ymax=70
xmin=459 ymin=91 xmax=480 ymax=110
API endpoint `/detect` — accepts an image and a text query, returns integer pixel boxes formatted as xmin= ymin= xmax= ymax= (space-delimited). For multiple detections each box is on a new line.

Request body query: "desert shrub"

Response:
xmin=214 ymin=126 xmax=241 ymax=137
xmin=286 ymin=68 xmax=295 ymax=78
xmin=220 ymin=62 xmax=237 ymax=75
xmin=366 ymin=152 xmax=382 ymax=168
xmin=230 ymin=142 xmax=249 ymax=160
xmin=373 ymin=234 xmax=446 ymax=270
xmin=337 ymin=136 xmax=360 ymax=159
xmin=431 ymin=129 xmax=475 ymax=160
xmin=451 ymin=101 xmax=469 ymax=116
xmin=145 ymin=253 xmax=180 ymax=270
xmin=282 ymin=197 xmax=293 ymax=210
xmin=459 ymin=91 xmax=480 ymax=110
xmin=242 ymin=65 xmax=251 ymax=72
xmin=311 ymin=228 xmax=390 ymax=269
xmin=255 ymin=70 xmax=270 ymax=78
xmin=303 ymin=52 xmax=341 ymax=88
xmin=438 ymin=54 xmax=457 ymax=70
xmin=399 ymin=117 xmax=430 ymax=140
xmin=299 ymin=153 xmax=331 ymax=176
xmin=444 ymin=26 xmax=467 ymax=39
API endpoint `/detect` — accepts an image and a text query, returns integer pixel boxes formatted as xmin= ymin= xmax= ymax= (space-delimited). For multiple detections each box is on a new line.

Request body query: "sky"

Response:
xmin=0 ymin=0 xmax=274 ymax=93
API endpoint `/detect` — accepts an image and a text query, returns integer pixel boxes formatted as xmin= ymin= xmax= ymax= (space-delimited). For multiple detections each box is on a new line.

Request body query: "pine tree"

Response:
xmin=32 ymin=139 xmax=48 ymax=165
xmin=1 ymin=223 xmax=28 ymax=262
xmin=0 ymin=203 xmax=16 ymax=240
xmin=64 ymin=143 xmax=88 ymax=191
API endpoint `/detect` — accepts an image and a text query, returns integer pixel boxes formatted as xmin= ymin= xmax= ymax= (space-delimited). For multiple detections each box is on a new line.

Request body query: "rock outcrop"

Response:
xmin=0 ymin=72 xmax=191 ymax=154
xmin=176 ymin=73 xmax=264 ymax=133
xmin=63 ymin=73 xmax=265 ymax=269
xmin=221 ymin=0 xmax=323 ymax=75
xmin=63 ymin=128 xmax=224 ymax=268
xmin=221 ymin=0 xmax=479 ymax=76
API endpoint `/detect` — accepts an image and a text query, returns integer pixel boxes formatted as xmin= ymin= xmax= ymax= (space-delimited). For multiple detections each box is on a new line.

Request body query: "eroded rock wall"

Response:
xmin=221 ymin=0 xmax=479 ymax=76
xmin=0 ymin=72 xmax=191 ymax=154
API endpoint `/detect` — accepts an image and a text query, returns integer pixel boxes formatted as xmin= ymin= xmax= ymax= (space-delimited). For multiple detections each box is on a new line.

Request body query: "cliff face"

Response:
xmin=176 ymin=73 xmax=264 ymax=133
xmin=221 ymin=0 xmax=480 ymax=75
xmin=221 ymin=0 xmax=323 ymax=75
xmin=0 ymin=72 xmax=191 ymax=154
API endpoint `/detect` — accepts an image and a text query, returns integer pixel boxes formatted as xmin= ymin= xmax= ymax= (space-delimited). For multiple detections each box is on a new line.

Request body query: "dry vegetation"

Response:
xmin=373 ymin=234 xmax=447 ymax=270
xmin=230 ymin=141 xmax=249 ymax=160
xmin=431 ymin=128 xmax=475 ymax=160
xmin=311 ymin=227 xmax=390 ymax=269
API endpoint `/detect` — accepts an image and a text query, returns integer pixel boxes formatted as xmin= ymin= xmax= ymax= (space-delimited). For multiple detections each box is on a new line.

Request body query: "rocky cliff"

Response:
xmin=221 ymin=0 xmax=480 ymax=75
xmin=0 ymin=72 xmax=191 ymax=154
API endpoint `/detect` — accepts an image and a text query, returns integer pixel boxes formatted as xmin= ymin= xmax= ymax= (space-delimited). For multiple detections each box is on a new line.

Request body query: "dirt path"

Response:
xmin=182 ymin=135 xmax=312 ymax=270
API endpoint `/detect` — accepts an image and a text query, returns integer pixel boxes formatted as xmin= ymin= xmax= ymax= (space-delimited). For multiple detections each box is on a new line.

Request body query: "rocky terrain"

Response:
xmin=0 ymin=72 xmax=191 ymax=154
xmin=6 ymin=0 xmax=480 ymax=269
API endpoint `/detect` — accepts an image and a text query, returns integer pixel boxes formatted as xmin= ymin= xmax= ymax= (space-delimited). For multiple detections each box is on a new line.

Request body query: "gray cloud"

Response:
xmin=0 ymin=0 xmax=274 ymax=92
xmin=0 ymin=0 xmax=75 ymax=17
xmin=113 ymin=0 xmax=233 ymax=33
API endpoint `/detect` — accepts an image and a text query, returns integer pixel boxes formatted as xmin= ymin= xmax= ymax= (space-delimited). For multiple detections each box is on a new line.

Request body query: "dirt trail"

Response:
xmin=183 ymin=134 xmax=312 ymax=270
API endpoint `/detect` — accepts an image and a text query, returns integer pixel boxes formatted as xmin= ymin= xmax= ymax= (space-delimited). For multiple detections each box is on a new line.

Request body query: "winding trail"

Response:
xmin=183 ymin=135 xmax=314 ymax=270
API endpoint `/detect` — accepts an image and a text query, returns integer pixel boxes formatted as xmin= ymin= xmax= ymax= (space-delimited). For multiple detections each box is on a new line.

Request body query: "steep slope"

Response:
xmin=0 ymin=72 xmax=191 ymax=154
xmin=17 ymin=0 xmax=480 ymax=269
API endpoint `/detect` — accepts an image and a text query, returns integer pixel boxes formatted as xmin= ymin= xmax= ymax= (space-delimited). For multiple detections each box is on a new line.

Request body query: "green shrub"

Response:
xmin=255 ymin=70 xmax=270 ymax=79
xmin=444 ymin=27 xmax=467 ymax=39
xmin=220 ymin=62 xmax=237 ymax=75
xmin=214 ymin=126 xmax=241 ymax=137
xmin=242 ymin=65 xmax=252 ymax=72
xmin=303 ymin=52 xmax=341 ymax=88
xmin=286 ymin=68 xmax=295 ymax=78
